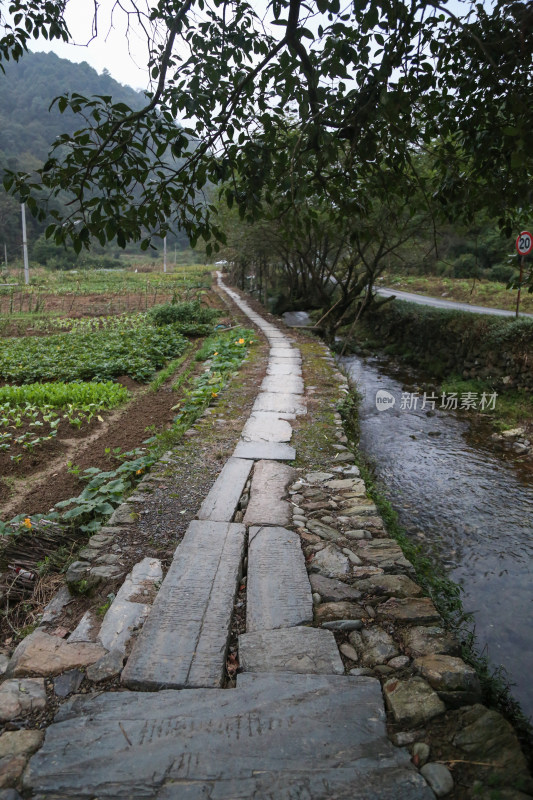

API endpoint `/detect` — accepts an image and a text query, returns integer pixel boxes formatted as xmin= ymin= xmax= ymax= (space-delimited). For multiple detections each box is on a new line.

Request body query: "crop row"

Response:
xmin=0 ymin=381 xmax=129 ymax=408
xmin=0 ymin=266 xmax=212 ymax=298
xmin=0 ymin=384 xmax=130 ymax=462
xmin=1 ymin=327 xmax=257 ymax=539
xmin=0 ymin=323 xmax=188 ymax=383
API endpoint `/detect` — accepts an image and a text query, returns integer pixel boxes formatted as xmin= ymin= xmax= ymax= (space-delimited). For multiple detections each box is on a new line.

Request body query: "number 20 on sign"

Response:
xmin=516 ymin=231 xmax=533 ymax=256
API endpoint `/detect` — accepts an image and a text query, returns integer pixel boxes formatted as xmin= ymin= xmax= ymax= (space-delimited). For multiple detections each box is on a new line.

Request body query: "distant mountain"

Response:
xmin=0 ymin=52 xmax=198 ymax=259
xmin=0 ymin=51 xmax=145 ymax=168
xmin=0 ymin=51 xmax=153 ymax=257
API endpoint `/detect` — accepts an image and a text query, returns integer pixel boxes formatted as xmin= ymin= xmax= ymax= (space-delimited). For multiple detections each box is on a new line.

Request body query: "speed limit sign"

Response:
xmin=516 ymin=231 xmax=533 ymax=256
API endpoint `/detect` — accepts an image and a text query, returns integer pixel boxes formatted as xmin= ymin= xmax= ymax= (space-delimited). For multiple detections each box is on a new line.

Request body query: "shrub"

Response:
xmin=452 ymin=253 xmax=479 ymax=278
xmin=488 ymin=264 xmax=517 ymax=284
xmin=149 ymin=301 xmax=219 ymax=327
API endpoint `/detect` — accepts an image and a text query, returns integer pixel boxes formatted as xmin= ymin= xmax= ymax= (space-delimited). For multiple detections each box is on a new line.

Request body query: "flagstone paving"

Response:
xmin=196 ymin=457 xmax=254 ymax=522
xmin=121 ymin=520 xmax=246 ymax=690
xmin=246 ymin=525 xmax=313 ymax=631
xmin=19 ymin=274 xmax=436 ymax=799
xmin=25 ymin=674 xmax=433 ymax=799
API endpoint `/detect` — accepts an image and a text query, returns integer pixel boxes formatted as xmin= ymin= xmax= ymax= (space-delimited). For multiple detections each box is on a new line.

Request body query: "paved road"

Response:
xmin=376 ymin=287 xmax=533 ymax=318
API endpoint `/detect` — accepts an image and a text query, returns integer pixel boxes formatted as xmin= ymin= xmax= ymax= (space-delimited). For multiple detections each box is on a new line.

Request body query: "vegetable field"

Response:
xmin=0 ymin=264 xmax=256 ymax=633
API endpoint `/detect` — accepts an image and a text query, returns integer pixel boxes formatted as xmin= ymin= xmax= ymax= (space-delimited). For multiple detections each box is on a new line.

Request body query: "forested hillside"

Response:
xmin=0 ymin=51 xmax=144 ymax=168
xmin=0 ymin=52 xmax=145 ymax=260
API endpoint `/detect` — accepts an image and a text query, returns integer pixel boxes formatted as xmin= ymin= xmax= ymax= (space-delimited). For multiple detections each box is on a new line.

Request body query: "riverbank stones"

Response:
xmin=414 ymin=655 xmax=482 ymax=706
xmin=384 ymin=677 xmax=446 ymax=727
xmin=310 ymin=544 xmax=350 ymax=578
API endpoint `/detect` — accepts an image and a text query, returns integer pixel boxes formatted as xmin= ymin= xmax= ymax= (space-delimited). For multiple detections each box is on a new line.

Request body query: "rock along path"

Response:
xmin=22 ymin=275 xmax=434 ymax=799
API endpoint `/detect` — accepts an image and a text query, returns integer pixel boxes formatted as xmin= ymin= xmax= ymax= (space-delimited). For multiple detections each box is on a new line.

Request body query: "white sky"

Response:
xmin=30 ymin=0 xmax=154 ymax=90
xmin=29 ymin=0 xmax=276 ymax=91
xmin=27 ymin=0 xmax=476 ymax=92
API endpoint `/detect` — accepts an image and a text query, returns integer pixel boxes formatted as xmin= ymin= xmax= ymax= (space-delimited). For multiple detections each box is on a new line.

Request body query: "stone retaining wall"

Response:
xmin=361 ymin=303 xmax=533 ymax=389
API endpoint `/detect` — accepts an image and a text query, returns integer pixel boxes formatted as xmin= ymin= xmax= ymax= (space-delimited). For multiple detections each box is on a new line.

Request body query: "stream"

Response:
xmin=283 ymin=311 xmax=533 ymax=721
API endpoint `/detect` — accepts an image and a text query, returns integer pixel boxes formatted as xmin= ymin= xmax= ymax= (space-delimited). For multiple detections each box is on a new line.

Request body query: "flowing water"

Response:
xmin=284 ymin=309 xmax=533 ymax=717
xmin=340 ymin=352 xmax=533 ymax=720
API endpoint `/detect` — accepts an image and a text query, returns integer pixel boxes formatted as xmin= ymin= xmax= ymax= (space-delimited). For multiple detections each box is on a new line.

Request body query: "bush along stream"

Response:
xmin=337 ymin=356 xmax=533 ymax=750
xmin=0 ymin=327 xmax=255 ymax=631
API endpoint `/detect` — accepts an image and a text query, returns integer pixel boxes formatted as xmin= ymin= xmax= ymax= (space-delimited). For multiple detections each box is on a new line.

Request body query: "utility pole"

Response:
xmin=21 ymin=203 xmax=29 ymax=285
xmin=163 ymin=236 xmax=167 ymax=273
xmin=516 ymin=255 xmax=525 ymax=318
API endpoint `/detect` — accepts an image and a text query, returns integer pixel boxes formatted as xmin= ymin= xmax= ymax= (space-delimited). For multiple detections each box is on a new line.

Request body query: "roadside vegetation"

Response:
xmin=380 ymin=274 xmax=533 ymax=315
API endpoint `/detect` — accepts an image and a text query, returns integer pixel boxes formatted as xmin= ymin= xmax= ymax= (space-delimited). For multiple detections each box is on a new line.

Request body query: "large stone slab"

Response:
xmin=260 ymin=374 xmax=304 ymax=394
xmin=24 ymin=673 xmax=433 ymax=799
xmin=243 ymin=460 xmax=296 ymax=526
xmin=196 ymin=457 xmax=253 ymax=521
xmin=6 ymin=632 xmax=105 ymax=678
xmin=267 ymin=362 xmax=302 ymax=376
xmin=247 ymin=526 xmax=313 ymax=632
xmin=252 ymin=392 xmax=306 ymax=415
xmin=233 ymin=440 xmax=296 ymax=461
xmin=98 ymin=557 xmax=163 ymax=652
xmin=121 ymin=520 xmax=245 ymax=690
xmin=241 ymin=412 xmax=293 ymax=443
xmin=269 ymin=348 xmax=301 ymax=360
xmin=239 ymin=627 xmax=343 ymax=674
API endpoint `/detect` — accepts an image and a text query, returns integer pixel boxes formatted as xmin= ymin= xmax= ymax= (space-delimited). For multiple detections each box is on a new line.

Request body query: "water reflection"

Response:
xmin=342 ymin=354 xmax=533 ymax=721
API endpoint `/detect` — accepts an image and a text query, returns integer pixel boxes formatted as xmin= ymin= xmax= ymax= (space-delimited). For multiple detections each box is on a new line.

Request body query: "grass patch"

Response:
xmin=440 ymin=376 xmax=533 ymax=430
xmin=291 ymin=339 xmax=341 ymax=469
xmin=0 ymin=321 xmax=188 ymax=383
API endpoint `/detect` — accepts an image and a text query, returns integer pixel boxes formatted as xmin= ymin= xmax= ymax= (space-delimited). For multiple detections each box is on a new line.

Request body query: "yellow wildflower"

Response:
xmin=23 ymin=517 xmax=32 ymax=529
xmin=211 ymin=392 xmax=218 ymax=398
xmin=238 ymin=338 xmax=245 ymax=344
xmin=136 ymin=469 xmax=143 ymax=475
xmin=213 ymin=352 xmax=218 ymax=356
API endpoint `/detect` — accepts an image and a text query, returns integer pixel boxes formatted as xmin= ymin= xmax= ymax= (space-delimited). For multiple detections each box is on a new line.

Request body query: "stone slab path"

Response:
xmin=23 ymin=275 xmax=434 ymax=799
xmin=247 ymin=525 xmax=313 ymax=632
xmin=25 ymin=674 xmax=431 ymax=800
xmin=122 ymin=520 xmax=245 ymax=690
xmin=197 ymin=457 xmax=254 ymax=522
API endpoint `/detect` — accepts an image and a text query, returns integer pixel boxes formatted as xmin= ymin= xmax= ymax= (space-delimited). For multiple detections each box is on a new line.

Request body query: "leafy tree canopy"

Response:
xmin=1 ymin=0 xmax=532 ymax=254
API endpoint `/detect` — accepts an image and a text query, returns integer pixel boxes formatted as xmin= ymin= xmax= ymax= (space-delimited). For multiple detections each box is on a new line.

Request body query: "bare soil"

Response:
xmin=0 ymin=290 xmax=178 ymax=320
xmin=0 ymin=358 xmax=199 ymax=521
